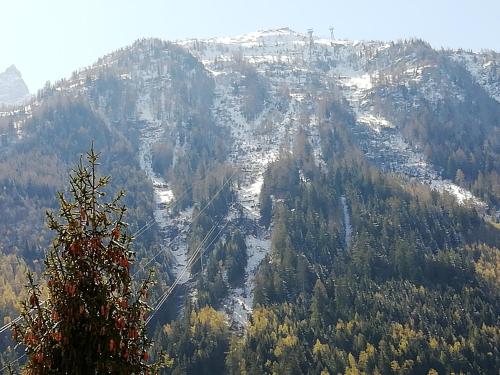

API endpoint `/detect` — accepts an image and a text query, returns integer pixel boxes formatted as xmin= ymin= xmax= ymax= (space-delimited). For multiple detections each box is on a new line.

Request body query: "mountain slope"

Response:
xmin=0 ymin=29 xmax=498 ymax=373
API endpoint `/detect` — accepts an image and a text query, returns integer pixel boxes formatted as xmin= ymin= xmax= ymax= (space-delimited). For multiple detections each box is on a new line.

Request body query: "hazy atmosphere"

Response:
xmin=1 ymin=0 xmax=499 ymax=91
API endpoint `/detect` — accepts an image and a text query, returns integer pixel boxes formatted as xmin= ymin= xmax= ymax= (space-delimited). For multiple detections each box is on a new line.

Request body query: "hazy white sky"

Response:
xmin=1 ymin=0 xmax=499 ymax=92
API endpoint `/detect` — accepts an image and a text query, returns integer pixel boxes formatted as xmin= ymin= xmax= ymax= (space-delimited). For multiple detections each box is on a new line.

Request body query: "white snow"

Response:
xmin=340 ymin=196 xmax=352 ymax=249
xmin=136 ymin=90 xmax=191 ymax=283
xmin=330 ymin=49 xmax=486 ymax=210
xmin=224 ymin=234 xmax=271 ymax=326
xmin=344 ymin=73 xmax=373 ymax=91
xmin=358 ymin=114 xmax=394 ymax=133
xmin=209 ymin=78 xmax=279 ymax=323
xmin=451 ymin=51 xmax=500 ymax=103
xmin=429 ymin=179 xmax=485 ymax=206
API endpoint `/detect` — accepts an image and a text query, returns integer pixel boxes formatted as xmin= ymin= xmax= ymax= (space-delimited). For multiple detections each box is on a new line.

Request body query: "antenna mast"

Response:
xmin=307 ymin=28 xmax=314 ymax=61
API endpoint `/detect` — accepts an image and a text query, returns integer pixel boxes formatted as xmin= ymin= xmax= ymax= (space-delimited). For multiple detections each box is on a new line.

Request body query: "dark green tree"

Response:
xmin=310 ymin=279 xmax=329 ymax=332
xmin=225 ymin=231 xmax=247 ymax=286
xmin=259 ymin=188 xmax=273 ymax=228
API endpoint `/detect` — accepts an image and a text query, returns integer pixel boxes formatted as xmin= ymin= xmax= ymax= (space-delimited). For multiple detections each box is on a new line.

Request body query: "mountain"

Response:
xmin=0 ymin=65 xmax=30 ymax=106
xmin=0 ymin=29 xmax=498 ymax=373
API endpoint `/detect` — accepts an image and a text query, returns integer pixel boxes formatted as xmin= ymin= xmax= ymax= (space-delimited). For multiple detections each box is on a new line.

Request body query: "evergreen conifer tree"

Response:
xmin=12 ymin=148 xmax=163 ymax=374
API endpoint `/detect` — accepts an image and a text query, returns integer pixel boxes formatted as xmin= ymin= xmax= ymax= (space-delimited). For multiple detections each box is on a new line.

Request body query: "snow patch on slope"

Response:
xmin=209 ymin=78 xmax=279 ymax=323
xmin=136 ymin=91 xmax=191 ymax=283
xmin=340 ymin=196 xmax=352 ymax=249
xmin=225 ymin=234 xmax=271 ymax=326
xmin=451 ymin=51 xmax=500 ymax=102
xmin=334 ymin=58 xmax=486 ymax=208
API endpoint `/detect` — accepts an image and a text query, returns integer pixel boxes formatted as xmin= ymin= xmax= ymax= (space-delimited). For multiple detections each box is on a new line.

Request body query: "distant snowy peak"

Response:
xmin=0 ymin=65 xmax=30 ymax=106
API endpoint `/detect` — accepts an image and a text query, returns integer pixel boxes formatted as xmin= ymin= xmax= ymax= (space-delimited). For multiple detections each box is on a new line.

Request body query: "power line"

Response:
xmin=0 ymin=171 xmax=236 ymax=340
xmin=0 ymin=316 xmax=21 ymax=335
xmin=132 ymin=182 xmax=194 ymax=239
xmin=147 ymin=235 xmax=213 ymax=318
xmin=132 ymin=219 xmax=157 ymax=240
xmin=0 ymin=301 xmax=47 ymax=335
xmin=147 ymin=215 xmax=225 ymax=312
xmin=147 ymin=219 xmax=230 ymax=325
xmin=133 ymin=170 xmax=236 ymax=277
xmin=0 ymin=352 xmax=26 ymax=373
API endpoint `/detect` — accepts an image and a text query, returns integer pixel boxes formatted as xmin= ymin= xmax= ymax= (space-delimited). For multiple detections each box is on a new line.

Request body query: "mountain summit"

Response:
xmin=0 ymin=64 xmax=30 ymax=106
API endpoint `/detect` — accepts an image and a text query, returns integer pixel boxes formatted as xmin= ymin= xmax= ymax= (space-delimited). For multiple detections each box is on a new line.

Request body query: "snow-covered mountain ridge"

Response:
xmin=178 ymin=28 xmax=495 ymax=205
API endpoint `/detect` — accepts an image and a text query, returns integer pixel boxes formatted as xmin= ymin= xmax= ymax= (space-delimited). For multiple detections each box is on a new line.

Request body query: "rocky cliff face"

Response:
xmin=0 ymin=65 xmax=30 ymax=106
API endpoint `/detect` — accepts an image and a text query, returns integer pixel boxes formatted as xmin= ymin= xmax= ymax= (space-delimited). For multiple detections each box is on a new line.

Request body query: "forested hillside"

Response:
xmin=0 ymin=29 xmax=498 ymax=374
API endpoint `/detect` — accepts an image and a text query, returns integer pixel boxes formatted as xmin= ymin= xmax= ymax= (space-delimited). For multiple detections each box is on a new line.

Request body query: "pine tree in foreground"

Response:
xmin=12 ymin=148 xmax=164 ymax=374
